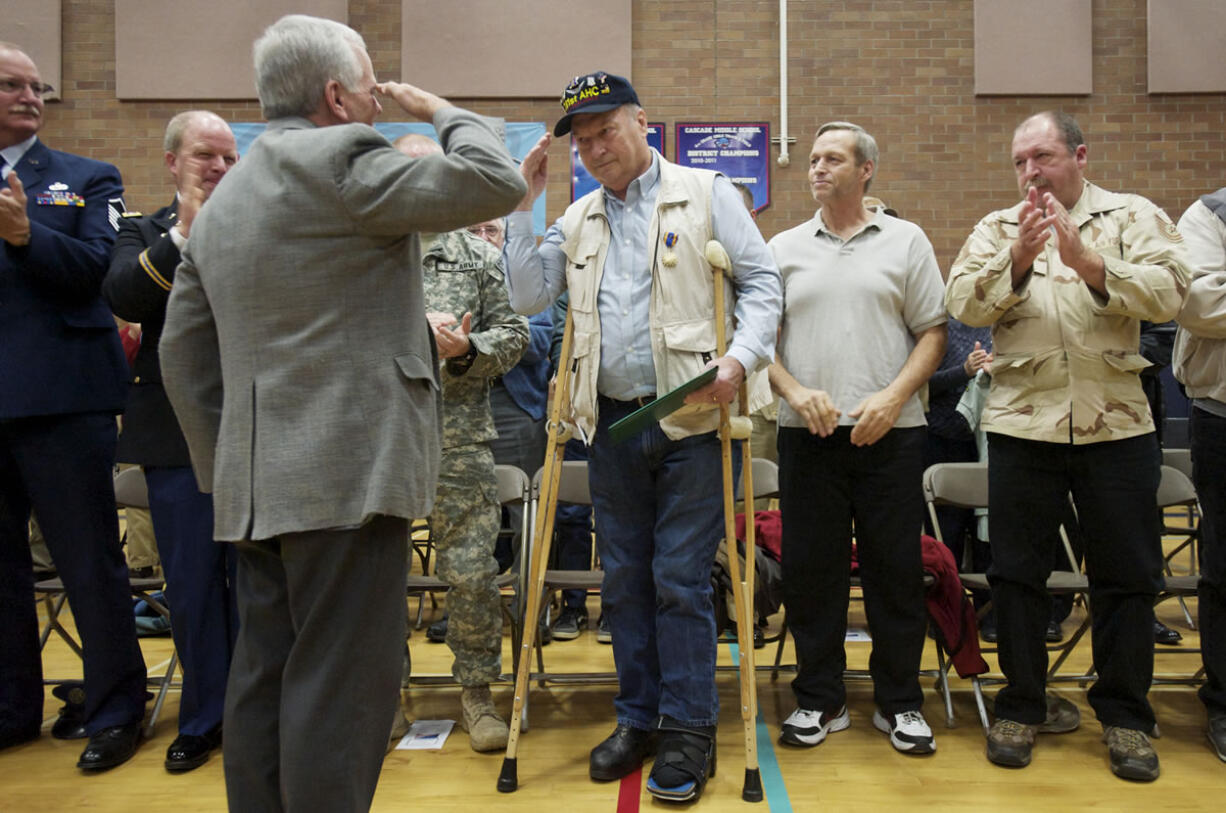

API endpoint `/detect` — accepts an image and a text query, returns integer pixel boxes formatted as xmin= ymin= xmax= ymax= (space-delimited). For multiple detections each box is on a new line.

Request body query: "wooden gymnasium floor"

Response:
xmin=2 ymin=518 xmax=1221 ymax=811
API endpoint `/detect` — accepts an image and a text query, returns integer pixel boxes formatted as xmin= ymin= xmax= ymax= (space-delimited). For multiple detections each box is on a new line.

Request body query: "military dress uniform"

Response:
xmin=0 ymin=140 xmax=149 ymax=755
xmin=103 ymin=201 xmax=237 ymax=751
xmin=946 ymin=179 xmax=1190 ymax=732
xmin=423 ymin=229 xmax=528 ymax=684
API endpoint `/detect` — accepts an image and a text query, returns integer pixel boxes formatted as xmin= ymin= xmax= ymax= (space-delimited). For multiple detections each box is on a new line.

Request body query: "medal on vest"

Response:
xmin=662 ymin=231 xmax=678 ymax=267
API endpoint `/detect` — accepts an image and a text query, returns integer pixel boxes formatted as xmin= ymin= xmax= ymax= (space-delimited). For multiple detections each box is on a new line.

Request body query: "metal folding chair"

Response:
xmin=525 ymin=460 xmax=611 ymax=687
xmin=1151 ymin=464 xmax=1204 ymax=685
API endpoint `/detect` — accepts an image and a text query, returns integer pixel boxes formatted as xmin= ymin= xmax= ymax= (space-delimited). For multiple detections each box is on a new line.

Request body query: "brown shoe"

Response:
xmin=986 ymin=718 xmax=1037 ymax=768
xmin=461 ymin=685 xmax=508 ymax=753
xmin=1103 ymin=726 xmax=1160 ymax=781
xmin=1037 ymin=692 xmax=1080 ymax=734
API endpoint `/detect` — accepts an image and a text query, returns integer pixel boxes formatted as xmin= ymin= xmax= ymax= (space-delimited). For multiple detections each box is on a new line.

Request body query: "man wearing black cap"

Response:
xmin=506 ymin=71 xmax=781 ymax=802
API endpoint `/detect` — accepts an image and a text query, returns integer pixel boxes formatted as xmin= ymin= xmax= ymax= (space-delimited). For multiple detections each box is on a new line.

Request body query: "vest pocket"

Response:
xmin=658 ymin=318 xmax=717 ymax=393
xmin=568 ymin=329 xmax=597 ymax=426
xmin=562 ymin=239 xmax=601 ymax=313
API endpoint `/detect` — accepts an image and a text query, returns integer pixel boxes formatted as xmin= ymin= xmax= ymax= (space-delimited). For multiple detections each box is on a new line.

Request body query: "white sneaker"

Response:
xmin=872 ymin=709 xmax=935 ymax=754
xmin=780 ymin=706 xmax=850 ymax=747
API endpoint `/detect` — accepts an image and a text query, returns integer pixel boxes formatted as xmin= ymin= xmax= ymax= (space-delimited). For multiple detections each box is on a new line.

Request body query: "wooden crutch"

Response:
xmin=498 ymin=306 xmax=576 ymax=793
xmin=706 ymin=239 xmax=764 ymax=803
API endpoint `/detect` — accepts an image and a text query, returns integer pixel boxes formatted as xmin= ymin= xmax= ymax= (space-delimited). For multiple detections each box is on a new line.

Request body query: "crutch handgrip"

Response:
xmin=705 ymin=239 xmax=732 ymax=273
xmin=727 ymin=415 xmax=752 ymax=440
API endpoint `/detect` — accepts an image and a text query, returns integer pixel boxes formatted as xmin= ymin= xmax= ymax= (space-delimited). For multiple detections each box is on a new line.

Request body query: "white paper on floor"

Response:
xmin=845 ymin=627 xmax=871 ymax=642
xmin=395 ymin=719 xmax=455 ymax=750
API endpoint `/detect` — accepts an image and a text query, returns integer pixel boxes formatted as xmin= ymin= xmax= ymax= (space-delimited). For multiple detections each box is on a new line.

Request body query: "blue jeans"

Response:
xmin=588 ymin=396 xmax=737 ymax=729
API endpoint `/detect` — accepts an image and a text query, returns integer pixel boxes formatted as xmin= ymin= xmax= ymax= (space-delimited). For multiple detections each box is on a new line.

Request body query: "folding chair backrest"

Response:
xmin=923 ymin=462 xmax=989 ymax=511
xmin=736 ymin=457 xmax=779 ymax=501
xmin=494 ymin=464 xmax=530 ymax=508
xmin=113 ymin=467 xmax=150 ymax=510
xmin=532 ymin=460 xmax=592 ymax=506
xmin=1161 ymin=448 xmax=1193 ymax=482
xmin=1156 ymin=464 xmax=1197 ymax=509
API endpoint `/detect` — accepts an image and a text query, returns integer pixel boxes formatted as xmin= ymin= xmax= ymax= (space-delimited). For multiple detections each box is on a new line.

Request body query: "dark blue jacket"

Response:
xmin=0 ymin=139 xmax=127 ymax=419
xmin=103 ymin=199 xmax=193 ymax=466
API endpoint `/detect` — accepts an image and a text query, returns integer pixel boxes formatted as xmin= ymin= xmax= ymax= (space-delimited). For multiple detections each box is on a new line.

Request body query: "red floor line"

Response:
xmin=616 ymin=766 xmax=642 ymax=813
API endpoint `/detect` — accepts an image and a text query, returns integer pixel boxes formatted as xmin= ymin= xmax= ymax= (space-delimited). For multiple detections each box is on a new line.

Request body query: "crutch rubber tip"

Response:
xmin=742 ymin=768 xmax=764 ymax=803
xmin=497 ymin=758 xmax=518 ymax=792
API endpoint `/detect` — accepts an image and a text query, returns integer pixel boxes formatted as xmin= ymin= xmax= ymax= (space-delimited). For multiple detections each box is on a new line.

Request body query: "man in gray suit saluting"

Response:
xmin=159 ymin=14 xmax=526 ymax=812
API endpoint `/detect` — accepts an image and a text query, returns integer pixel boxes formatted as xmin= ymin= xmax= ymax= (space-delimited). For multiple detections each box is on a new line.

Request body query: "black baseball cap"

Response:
xmin=554 ymin=72 xmax=640 ymax=137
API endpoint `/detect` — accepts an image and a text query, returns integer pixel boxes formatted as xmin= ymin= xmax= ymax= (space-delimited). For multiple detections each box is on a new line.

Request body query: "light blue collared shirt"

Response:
xmin=505 ymin=150 xmax=780 ymax=401
xmin=1 ymin=135 xmax=37 ymax=180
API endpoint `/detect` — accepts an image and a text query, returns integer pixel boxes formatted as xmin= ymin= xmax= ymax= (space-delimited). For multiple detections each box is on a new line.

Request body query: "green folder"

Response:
xmin=608 ymin=367 xmax=718 ymax=444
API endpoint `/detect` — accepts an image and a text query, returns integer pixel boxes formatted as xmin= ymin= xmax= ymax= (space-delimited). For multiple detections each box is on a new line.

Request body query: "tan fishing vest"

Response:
xmin=558 ymin=158 xmax=736 ymax=441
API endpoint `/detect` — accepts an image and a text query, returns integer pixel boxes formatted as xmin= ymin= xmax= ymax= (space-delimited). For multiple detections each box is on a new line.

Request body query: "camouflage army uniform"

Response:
xmin=946 ymin=179 xmax=1190 ymax=733
xmin=424 ymin=230 xmax=528 ymax=686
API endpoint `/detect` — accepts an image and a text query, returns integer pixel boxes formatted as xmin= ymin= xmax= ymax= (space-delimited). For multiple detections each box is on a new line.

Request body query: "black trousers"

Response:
xmin=779 ymin=426 xmax=928 ymax=715
xmin=987 ymin=432 xmax=1163 ymax=729
xmin=1191 ymin=407 xmax=1226 ymax=718
xmin=0 ymin=412 xmax=147 ymax=735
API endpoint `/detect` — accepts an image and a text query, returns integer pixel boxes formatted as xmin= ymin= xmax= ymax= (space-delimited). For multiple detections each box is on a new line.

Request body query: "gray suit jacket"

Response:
xmin=160 ymin=108 xmax=527 ymax=542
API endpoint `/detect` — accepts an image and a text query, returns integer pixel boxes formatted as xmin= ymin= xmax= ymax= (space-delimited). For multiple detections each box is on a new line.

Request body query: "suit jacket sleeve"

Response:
xmin=104 ymin=215 xmax=180 ymax=322
xmin=7 ymin=161 xmax=123 ymax=304
xmin=159 ymin=242 xmax=222 ymax=491
xmin=341 ymin=108 xmax=527 ymax=236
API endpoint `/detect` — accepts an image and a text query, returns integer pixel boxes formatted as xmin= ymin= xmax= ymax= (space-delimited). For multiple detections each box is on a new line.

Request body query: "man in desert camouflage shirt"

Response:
xmin=946 ymin=111 xmax=1189 ymax=781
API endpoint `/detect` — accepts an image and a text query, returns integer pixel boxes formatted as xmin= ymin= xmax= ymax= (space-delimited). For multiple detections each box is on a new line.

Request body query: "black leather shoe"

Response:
xmin=1045 ymin=620 xmax=1063 ymax=643
xmin=165 ymin=729 xmax=221 ymax=772
xmin=426 ymin=615 xmax=448 ymax=643
xmin=51 ymin=682 xmax=88 ymax=740
xmin=1154 ymin=620 xmax=1183 ymax=645
xmin=590 ymin=724 xmax=658 ymax=781
xmin=0 ymin=725 xmax=40 ymax=752
xmin=77 ymin=721 xmax=142 ymax=771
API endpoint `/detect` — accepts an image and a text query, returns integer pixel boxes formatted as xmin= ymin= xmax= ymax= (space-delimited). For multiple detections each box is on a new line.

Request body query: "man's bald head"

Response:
xmin=393 ymin=133 xmax=442 ymax=159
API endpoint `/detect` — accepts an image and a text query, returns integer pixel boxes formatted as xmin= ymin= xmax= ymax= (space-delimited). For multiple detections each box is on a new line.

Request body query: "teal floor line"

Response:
xmin=729 ymin=643 xmax=793 ymax=813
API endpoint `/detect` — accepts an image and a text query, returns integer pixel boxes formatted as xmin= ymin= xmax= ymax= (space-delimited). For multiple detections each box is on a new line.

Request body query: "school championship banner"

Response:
xmin=675 ymin=123 xmax=771 ymax=214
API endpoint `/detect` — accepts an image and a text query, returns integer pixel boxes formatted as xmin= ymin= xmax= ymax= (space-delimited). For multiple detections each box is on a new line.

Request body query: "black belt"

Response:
xmin=600 ymin=393 xmax=656 ymax=408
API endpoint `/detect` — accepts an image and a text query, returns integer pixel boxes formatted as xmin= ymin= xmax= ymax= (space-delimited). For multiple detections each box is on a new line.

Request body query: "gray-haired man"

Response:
xmin=159 ymin=15 xmax=525 ymax=811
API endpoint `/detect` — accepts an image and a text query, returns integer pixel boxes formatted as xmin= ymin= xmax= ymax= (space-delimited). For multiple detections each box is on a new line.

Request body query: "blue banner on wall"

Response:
xmin=229 ymin=121 xmax=549 ymax=234
xmin=570 ymin=123 xmax=665 ymax=202
xmin=675 ymin=123 xmax=771 ymax=213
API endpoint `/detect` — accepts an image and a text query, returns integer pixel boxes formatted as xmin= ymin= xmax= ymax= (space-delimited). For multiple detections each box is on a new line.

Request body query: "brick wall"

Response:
xmin=40 ymin=0 xmax=1226 ymax=269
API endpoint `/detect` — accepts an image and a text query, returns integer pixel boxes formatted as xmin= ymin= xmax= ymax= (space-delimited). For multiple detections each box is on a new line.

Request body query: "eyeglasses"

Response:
xmin=467 ymin=224 xmax=504 ymax=239
xmin=0 ymin=78 xmax=54 ymax=97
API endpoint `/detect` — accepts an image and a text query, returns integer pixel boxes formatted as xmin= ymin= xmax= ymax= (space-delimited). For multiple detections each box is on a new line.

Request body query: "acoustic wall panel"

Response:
xmin=114 ymin=0 xmax=347 ymax=100
xmin=974 ymin=0 xmax=1092 ymax=95
xmin=1148 ymin=0 xmax=1226 ymax=93
xmin=400 ymin=0 xmax=632 ymax=97
xmin=2 ymin=0 xmax=61 ymax=100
